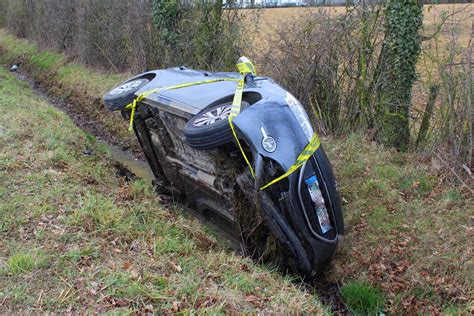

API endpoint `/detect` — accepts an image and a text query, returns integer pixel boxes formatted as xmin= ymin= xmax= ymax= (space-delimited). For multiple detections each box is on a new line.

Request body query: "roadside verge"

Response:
xmin=1 ymin=29 xmax=471 ymax=314
xmin=0 ymin=29 xmax=136 ymax=152
xmin=0 ymin=64 xmax=324 ymax=313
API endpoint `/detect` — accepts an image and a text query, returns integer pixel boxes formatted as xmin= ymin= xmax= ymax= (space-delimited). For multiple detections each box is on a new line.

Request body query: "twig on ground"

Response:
xmin=60 ymin=286 xmax=73 ymax=303
xmin=36 ymin=290 xmax=43 ymax=305
xmin=94 ymin=42 xmax=120 ymax=73
xmin=462 ymin=164 xmax=473 ymax=178
xmin=434 ymin=152 xmax=474 ymax=195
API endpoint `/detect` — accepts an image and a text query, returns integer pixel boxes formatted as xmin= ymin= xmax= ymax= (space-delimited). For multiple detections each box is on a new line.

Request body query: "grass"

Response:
xmin=0 ymin=29 xmax=134 ymax=152
xmin=341 ymin=281 xmax=384 ymax=315
xmin=324 ymin=133 xmax=472 ymax=314
xmin=0 ymin=67 xmax=325 ymax=313
xmin=6 ymin=250 xmax=46 ymax=274
xmin=0 ymin=29 xmax=472 ymax=314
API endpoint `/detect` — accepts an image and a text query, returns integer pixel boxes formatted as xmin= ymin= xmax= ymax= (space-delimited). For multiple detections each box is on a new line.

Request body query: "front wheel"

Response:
xmin=184 ymin=101 xmax=249 ymax=150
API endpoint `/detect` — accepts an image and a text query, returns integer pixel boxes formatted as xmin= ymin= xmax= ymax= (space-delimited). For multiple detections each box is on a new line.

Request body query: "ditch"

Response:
xmin=10 ymin=66 xmax=350 ymax=315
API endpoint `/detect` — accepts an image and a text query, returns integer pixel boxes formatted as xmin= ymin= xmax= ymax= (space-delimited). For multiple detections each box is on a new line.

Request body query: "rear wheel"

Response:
xmin=103 ymin=78 xmax=150 ymax=111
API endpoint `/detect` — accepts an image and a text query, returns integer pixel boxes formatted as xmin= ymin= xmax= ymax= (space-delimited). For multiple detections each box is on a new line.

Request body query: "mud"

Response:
xmin=312 ymin=280 xmax=349 ymax=315
xmin=10 ymin=66 xmax=349 ymax=315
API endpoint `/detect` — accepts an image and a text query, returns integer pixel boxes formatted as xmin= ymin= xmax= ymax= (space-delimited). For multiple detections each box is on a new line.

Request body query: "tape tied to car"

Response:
xmin=228 ymin=56 xmax=257 ymax=179
xmin=259 ymin=132 xmax=320 ymax=190
xmin=125 ymin=78 xmax=240 ymax=131
xmin=125 ymin=56 xmax=321 ymax=191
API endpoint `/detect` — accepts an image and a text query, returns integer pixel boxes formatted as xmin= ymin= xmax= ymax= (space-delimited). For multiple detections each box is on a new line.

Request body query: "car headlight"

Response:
xmin=285 ymin=92 xmax=314 ymax=142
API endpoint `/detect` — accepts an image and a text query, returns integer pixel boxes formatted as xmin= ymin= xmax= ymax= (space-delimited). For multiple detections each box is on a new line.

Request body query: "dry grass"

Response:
xmin=324 ymin=134 xmax=473 ymax=314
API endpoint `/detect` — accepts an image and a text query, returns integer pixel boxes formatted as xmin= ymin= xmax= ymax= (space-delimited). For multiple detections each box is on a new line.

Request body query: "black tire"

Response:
xmin=103 ymin=78 xmax=150 ymax=111
xmin=184 ymin=101 xmax=249 ymax=150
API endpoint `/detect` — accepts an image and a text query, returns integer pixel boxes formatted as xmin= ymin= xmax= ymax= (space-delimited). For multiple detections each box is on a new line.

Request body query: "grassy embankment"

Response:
xmin=329 ymin=135 xmax=472 ymax=314
xmin=0 ymin=30 xmax=134 ymax=152
xmin=1 ymin=30 xmax=472 ymax=314
xmin=0 ymin=64 xmax=325 ymax=312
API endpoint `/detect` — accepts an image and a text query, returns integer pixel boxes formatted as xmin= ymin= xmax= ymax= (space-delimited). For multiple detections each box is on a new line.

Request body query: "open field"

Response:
xmin=244 ymin=3 xmax=472 ymax=90
xmin=245 ymin=3 xmax=472 ymax=55
xmin=244 ymin=3 xmax=473 ymax=154
xmin=0 ymin=30 xmax=472 ymax=313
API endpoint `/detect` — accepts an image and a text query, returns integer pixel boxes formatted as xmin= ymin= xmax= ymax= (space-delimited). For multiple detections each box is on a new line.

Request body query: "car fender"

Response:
xmin=234 ymin=100 xmax=344 ymax=238
xmin=232 ymin=100 xmax=309 ymax=171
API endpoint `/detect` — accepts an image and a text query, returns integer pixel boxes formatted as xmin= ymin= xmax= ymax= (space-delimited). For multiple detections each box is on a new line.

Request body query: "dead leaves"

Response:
xmin=353 ymin=219 xmax=368 ymax=232
xmin=122 ymin=260 xmax=133 ymax=270
xmin=172 ymin=301 xmax=180 ymax=312
xmin=115 ymin=183 xmax=134 ymax=203
xmin=179 ymin=224 xmax=217 ymax=251
xmin=239 ymin=263 xmax=250 ymax=272
xmin=244 ymin=294 xmax=272 ymax=307
xmin=170 ymin=262 xmax=182 ymax=273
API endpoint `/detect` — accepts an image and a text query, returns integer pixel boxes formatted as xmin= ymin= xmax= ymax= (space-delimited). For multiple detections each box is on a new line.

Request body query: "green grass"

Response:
xmin=325 ymin=134 xmax=472 ymax=314
xmin=1 ymin=29 xmax=472 ymax=314
xmin=0 ymin=65 xmax=324 ymax=313
xmin=0 ymin=29 xmax=134 ymax=150
xmin=341 ymin=281 xmax=385 ymax=315
xmin=30 ymin=51 xmax=64 ymax=70
xmin=6 ymin=250 xmax=47 ymax=274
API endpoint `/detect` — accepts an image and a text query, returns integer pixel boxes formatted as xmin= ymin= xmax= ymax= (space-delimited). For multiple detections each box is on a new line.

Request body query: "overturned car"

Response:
xmin=103 ymin=58 xmax=344 ymax=276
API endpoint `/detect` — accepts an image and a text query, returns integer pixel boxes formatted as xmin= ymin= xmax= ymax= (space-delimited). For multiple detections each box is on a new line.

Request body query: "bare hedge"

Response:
xmin=0 ymin=0 xmax=244 ymax=72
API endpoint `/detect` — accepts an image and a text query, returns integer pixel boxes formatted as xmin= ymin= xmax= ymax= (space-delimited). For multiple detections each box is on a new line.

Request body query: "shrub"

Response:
xmin=259 ymin=2 xmax=471 ymax=182
xmin=258 ymin=6 xmax=386 ymax=134
xmin=151 ymin=0 xmax=244 ymax=70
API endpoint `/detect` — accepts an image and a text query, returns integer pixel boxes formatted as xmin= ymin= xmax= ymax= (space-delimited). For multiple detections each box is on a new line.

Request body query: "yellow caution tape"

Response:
xmin=228 ymin=57 xmax=257 ymax=179
xmin=259 ymin=132 xmax=321 ymax=190
xmin=230 ymin=57 xmax=321 ymax=189
xmin=125 ymin=77 xmax=240 ymax=131
xmin=236 ymin=56 xmax=257 ymax=76
xmin=124 ymin=57 xmax=321 ymax=191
